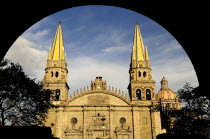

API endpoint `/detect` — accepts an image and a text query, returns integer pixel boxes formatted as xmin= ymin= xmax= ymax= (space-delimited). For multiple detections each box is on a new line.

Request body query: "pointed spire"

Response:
xmin=145 ymin=46 xmax=150 ymax=61
xmin=47 ymin=46 xmax=52 ymax=60
xmin=131 ymin=24 xmax=146 ymax=63
xmin=47 ymin=23 xmax=67 ymax=67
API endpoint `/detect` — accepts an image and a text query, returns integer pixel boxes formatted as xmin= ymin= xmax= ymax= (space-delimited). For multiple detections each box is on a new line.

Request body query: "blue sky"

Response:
xmin=5 ymin=5 xmax=198 ymax=96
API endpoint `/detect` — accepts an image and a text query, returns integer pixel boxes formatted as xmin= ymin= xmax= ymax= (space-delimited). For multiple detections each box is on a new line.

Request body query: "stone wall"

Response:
xmin=45 ymin=91 xmax=164 ymax=139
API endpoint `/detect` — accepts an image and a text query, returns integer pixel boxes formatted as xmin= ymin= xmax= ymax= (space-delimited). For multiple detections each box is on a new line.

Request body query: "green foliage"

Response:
xmin=0 ymin=59 xmax=53 ymax=126
xmin=169 ymin=83 xmax=210 ymax=138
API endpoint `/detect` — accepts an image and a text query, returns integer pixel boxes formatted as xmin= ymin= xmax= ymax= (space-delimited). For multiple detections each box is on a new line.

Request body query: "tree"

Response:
xmin=0 ymin=59 xmax=53 ymax=126
xmin=170 ymin=82 xmax=210 ymax=138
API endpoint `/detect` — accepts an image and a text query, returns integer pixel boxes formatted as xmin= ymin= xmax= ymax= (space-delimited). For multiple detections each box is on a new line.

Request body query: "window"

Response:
xmin=146 ymin=89 xmax=151 ymax=100
xmin=55 ymin=89 xmax=60 ymax=100
xmin=143 ymin=71 xmax=147 ymax=77
xmin=138 ymin=71 xmax=141 ymax=77
xmin=120 ymin=117 xmax=126 ymax=125
xmin=51 ymin=72 xmax=53 ymax=77
xmin=136 ymin=89 xmax=141 ymax=100
xmin=55 ymin=71 xmax=59 ymax=77
xmin=71 ymin=117 xmax=78 ymax=125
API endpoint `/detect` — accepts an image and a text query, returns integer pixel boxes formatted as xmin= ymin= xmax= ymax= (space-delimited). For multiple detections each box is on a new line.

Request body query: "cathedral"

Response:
xmin=43 ymin=23 xmax=182 ymax=139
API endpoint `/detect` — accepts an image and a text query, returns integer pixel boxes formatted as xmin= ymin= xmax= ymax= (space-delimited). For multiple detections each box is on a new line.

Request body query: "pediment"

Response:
xmin=64 ymin=90 xmax=131 ymax=106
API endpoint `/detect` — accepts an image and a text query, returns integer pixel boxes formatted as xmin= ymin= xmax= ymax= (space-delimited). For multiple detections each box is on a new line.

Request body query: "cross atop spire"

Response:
xmin=135 ymin=20 xmax=139 ymax=25
xmin=58 ymin=20 xmax=62 ymax=24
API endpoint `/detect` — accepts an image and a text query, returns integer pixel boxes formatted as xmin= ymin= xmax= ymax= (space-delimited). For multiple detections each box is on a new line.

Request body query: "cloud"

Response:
xmin=22 ymin=29 xmax=51 ymax=48
xmin=102 ymin=45 xmax=130 ymax=53
xmin=83 ymin=25 xmax=130 ymax=49
xmin=68 ymin=56 xmax=129 ymax=94
xmin=3 ymin=12 xmax=198 ymax=99
xmin=152 ymin=50 xmax=198 ymax=92
xmin=4 ymin=37 xmax=48 ymax=81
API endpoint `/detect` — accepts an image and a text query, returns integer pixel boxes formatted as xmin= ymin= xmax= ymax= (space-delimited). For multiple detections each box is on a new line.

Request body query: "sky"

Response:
xmin=4 ymin=5 xmax=199 ymax=97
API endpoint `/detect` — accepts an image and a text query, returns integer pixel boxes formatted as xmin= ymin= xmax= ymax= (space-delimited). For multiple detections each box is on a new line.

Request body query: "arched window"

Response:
xmin=55 ymin=71 xmax=59 ymax=77
xmin=51 ymin=72 xmax=53 ymax=77
xmin=146 ymin=89 xmax=151 ymax=100
xmin=55 ymin=89 xmax=60 ymax=100
xmin=71 ymin=117 xmax=78 ymax=125
xmin=136 ymin=89 xmax=141 ymax=100
xmin=143 ymin=71 xmax=147 ymax=77
xmin=138 ymin=71 xmax=141 ymax=77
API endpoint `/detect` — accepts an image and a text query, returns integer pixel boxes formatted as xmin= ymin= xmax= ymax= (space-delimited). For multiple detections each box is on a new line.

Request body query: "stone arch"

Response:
xmin=138 ymin=71 xmax=141 ymax=77
xmin=66 ymin=90 xmax=131 ymax=106
xmin=146 ymin=89 xmax=151 ymax=100
xmin=55 ymin=71 xmax=59 ymax=77
xmin=136 ymin=89 xmax=141 ymax=100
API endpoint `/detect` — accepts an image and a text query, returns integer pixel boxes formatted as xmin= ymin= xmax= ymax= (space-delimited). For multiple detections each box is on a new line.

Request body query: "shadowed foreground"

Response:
xmin=0 ymin=126 xmax=59 ymax=139
xmin=157 ymin=133 xmax=208 ymax=139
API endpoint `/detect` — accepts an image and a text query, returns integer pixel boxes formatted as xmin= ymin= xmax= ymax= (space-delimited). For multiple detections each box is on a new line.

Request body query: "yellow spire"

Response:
xmin=48 ymin=23 xmax=66 ymax=65
xmin=131 ymin=24 xmax=146 ymax=62
xmin=145 ymin=46 xmax=149 ymax=61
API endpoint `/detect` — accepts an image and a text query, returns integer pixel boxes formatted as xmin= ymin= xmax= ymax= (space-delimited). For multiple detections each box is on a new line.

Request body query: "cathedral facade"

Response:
xmin=43 ymin=23 xmax=181 ymax=139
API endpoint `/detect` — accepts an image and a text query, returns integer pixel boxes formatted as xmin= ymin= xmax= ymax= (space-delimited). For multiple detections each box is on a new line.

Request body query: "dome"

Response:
xmin=157 ymin=88 xmax=177 ymax=100
xmin=157 ymin=77 xmax=178 ymax=100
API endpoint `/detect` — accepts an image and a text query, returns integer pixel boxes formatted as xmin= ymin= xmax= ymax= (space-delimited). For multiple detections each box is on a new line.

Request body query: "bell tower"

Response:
xmin=43 ymin=23 xmax=69 ymax=102
xmin=128 ymin=24 xmax=155 ymax=103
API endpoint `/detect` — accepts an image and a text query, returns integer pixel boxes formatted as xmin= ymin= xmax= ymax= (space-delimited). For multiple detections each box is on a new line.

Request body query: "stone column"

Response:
xmin=151 ymin=110 xmax=164 ymax=139
xmin=83 ymin=106 xmax=87 ymax=139
xmin=132 ymin=106 xmax=140 ymax=139
xmin=54 ymin=109 xmax=58 ymax=137
xmin=109 ymin=106 xmax=114 ymax=139
xmin=55 ymin=107 xmax=64 ymax=139
xmin=131 ymin=106 xmax=135 ymax=139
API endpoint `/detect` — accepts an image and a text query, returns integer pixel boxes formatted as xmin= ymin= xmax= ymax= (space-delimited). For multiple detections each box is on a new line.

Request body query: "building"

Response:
xmin=43 ymin=23 xmax=181 ymax=139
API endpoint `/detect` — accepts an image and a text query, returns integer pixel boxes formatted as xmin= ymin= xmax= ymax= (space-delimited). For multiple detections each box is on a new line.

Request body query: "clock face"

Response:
xmin=97 ymin=86 xmax=100 ymax=89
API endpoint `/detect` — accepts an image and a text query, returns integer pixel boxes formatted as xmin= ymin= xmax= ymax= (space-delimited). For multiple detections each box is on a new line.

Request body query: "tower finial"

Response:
xmin=162 ymin=72 xmax=165 ymax=77
xmin=58 ymin=20 xmax=62 ymax=25
xmin=136 ymin=20 xmax=139 ymax=25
